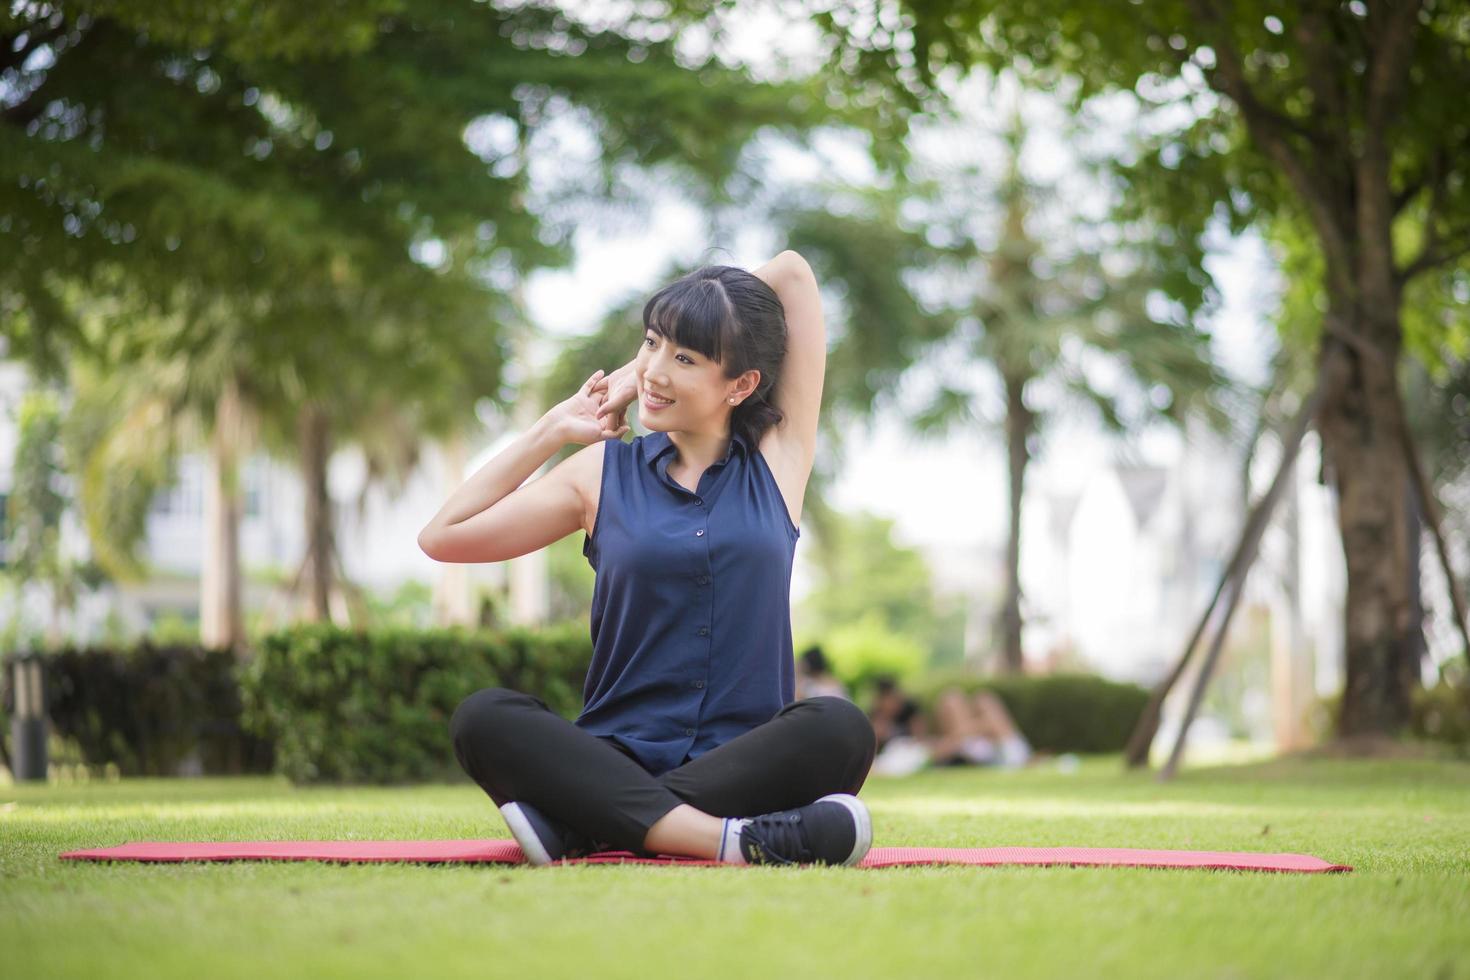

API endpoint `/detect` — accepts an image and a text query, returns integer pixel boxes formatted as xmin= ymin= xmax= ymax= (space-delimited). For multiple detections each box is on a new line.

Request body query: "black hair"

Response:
xmin=641 ymin=264 xmax=787 ymax=447
xmin=873 ymin=675 xmax=899 ymax=695
xmin=799 ymin=645 xmax=829 ymax=675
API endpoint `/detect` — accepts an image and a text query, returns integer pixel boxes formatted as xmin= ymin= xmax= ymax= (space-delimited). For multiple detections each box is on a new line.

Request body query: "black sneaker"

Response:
xmin=500 ymin=801 xmax=609 ymax=866
xmin=737 ymin=793 xmax=872 ymax=867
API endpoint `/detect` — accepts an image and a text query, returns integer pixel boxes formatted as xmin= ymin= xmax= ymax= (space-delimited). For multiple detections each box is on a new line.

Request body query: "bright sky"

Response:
xmin=518 ymin=3 xmax=1278 ymax=584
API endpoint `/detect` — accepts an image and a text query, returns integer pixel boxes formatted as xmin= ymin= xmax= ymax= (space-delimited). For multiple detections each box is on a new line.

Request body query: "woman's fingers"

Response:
xmin=581 ymin=369 xmax=605 ymax=395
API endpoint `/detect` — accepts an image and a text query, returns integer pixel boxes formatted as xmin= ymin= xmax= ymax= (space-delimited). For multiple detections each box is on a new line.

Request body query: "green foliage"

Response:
xmin=909 ymin=668 xmax=1151 ymax=753
xmin=238 ymin=622 xmax=591 ymax=784
xmin=146 ymin=613 xmax=201 ymax=646
xmin=59 ymin=360 xmax=181 ymax=582
xmin=798 ymin=508 xmax=941 ymax=645
xmin=1 ymin=645 xmax=271 ymax=777
xmin=781 ymin=182 xmax=968 ymax=425
xmin=814 ymin=1 xmax=1470 ymax=375
xmin=813 ymin=610 xmax=930 ymax=692
xmin=3 ymin=388 xmax=110 ymax=637
xmin=6 ymin=390 xmax=68 ymax=580
xmin=359 ymin=580 xmax=436 ymax=630
xmin=780 ymin=101 xmax=1229 ymax=669
xmin=1 ymin=1 xmax=877 ymax=611
xmin=546 ymin=532 xmax=596 ymax=624
xmin=810 ymin=0 xmax=1470 ymax=737
xmin=1411 ymin=683 xmax=1470 ymax=756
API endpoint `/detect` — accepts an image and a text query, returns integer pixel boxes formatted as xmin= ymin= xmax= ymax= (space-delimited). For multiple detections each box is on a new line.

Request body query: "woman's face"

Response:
xmin=636 ymin=327 xmax=752 ymax=433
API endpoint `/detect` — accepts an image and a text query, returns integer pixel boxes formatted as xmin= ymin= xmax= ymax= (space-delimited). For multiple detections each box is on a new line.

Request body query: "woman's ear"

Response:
xmin=729 ymin=369 xmax=761 ymax=405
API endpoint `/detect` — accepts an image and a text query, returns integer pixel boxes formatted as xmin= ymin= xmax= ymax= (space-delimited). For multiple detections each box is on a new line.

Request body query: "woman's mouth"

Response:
xmin=643 ymin=391 xmax=675 ymax=411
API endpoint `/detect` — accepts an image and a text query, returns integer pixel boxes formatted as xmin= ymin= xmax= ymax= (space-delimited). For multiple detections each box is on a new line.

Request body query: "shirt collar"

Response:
xmin=640 ymin=429 xmax=749 ymax=468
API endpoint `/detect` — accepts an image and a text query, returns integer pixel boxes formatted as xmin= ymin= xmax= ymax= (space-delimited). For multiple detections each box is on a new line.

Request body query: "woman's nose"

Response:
xmin=644 ymin=355 xmax=671 ymax=381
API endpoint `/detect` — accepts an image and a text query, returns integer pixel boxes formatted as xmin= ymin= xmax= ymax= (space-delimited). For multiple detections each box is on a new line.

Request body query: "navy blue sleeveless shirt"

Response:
xmin=575 ymin=428 xmax=800 ymax=776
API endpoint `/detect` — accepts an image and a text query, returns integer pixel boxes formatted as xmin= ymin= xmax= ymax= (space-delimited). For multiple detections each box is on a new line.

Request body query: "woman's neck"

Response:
xmin=666 ymin=427 xmax=732 ymax=473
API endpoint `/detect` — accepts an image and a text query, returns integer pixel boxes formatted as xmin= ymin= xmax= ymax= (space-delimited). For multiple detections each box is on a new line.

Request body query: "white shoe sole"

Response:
xmin=500 ymin=802 xmax=554 ymax=867
xmin=815 ymin=793 xmax=872 ymax=866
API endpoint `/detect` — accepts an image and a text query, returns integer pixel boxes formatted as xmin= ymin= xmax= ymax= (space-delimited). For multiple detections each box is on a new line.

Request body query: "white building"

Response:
xmin=1016 ymin=419 xmax=1348 ymax=749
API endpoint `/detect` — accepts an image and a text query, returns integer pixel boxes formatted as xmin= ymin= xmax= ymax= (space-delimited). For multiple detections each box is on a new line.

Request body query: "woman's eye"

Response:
xmin=645 ymin=335 xmax=692 ymax=364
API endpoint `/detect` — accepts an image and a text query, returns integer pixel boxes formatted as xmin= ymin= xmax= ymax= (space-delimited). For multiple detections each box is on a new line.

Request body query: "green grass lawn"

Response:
xmin=3 ymin=756 xmax=1468 ymax=979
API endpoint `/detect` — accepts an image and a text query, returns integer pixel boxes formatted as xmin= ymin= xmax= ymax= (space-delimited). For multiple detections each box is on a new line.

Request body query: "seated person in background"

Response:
xmin=868 ymin=675 xmax=932 ymax=776
xmin=928 ymin=687 xmax=1033 ymax=769
xmin=795 ymin=645 xmax=851 ymax=701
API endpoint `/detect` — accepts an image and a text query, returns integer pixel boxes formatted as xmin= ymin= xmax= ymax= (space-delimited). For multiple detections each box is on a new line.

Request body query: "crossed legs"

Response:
xmin=449 ymin=688 xmax=877 ymax=859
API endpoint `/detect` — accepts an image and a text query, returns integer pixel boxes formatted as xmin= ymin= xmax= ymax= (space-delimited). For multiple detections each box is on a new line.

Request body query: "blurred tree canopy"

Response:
xmin=793 ymin=505 xmax=968 ymax=683
xmin=778 ymin=97 xmax=1229 ymax=674
xmin=809 ymin=0 xmax=1470 ymax=737
xmin=797 ymin=508 xmax=942 ymax=646
xmin=1 ymin=0 xmax=888 ymax=641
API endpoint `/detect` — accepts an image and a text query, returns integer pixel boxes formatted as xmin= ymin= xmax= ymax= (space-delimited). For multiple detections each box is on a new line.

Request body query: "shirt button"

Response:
xmin=684 ymin=728 xmax=695 ymax=736
xmin=695 ymin=529 xmax=705 ymax=536
xmin=697 ymin=627 xmax=709 ymax=636
xmin=696 ymin=575 xmax=710 ymax=585
xmin=693 ymin=680 xmax=705 ymax=689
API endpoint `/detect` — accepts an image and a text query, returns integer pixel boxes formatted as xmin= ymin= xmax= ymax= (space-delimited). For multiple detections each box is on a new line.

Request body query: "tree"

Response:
xmin=812 ymin=0 xmax=1470 ymax=735
xmin=777 ymin=83 xmax=1226 ymax=673
xmin=798 ymin=509 xmax=944 ymax=646
xmin=4 ymin=387 xmax=104 ymax=645
xmin=4 ymin=1 xmax=872 ymax=640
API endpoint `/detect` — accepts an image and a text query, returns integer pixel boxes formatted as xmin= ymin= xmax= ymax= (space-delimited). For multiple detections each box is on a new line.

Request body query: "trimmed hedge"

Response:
xmin=5 ymin=626 xmax=1157 ymax=780
xmin=1410 ymin=682 xmax=1470 ymax=755
xmin=238 ymin=622 xmax=592 ymax=784
xmin=904 ymin=669 xmax=1151 ymax=754
xmin=1 ymin=644 xmax=274 ymax=777
xmin=1 ymin=624 xmax=593 ymax=784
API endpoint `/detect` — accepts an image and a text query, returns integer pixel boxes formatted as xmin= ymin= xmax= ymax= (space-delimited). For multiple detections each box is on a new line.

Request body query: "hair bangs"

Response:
xmin=642 ymin=275 xmax=739 ymax=366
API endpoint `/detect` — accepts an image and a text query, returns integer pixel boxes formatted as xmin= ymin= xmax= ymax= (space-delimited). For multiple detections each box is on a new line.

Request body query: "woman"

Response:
xmin=795 ymin=645 xmax=851 ymax=701
xmin=928 ymin=688 xmax=1032 ymax=769
xmin=420 ymin=252 xmax=877 ymax=866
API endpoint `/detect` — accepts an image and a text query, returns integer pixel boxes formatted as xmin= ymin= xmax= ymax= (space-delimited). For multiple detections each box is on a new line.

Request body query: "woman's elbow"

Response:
xmin=778 ymin=249 xmax=815 ymax=280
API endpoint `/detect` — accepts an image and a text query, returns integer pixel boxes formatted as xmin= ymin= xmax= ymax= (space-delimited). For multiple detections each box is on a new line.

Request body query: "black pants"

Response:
xmin=449 ymin=687 xmax=877 ymax=854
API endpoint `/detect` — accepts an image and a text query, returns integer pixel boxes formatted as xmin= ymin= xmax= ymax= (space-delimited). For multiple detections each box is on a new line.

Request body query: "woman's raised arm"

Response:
xmin=752 ymin=250 xmax=826 ymax=461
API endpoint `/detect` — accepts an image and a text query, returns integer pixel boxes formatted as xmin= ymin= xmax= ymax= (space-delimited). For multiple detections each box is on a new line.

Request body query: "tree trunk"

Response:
xmin=998 ymin=373 xmax=1033 ymax=674
xmin=506 ymin=324 xmax=549 ymax=627
xmin=1317 ymin=300 xmax=1418 ymax=736
xmin=298 ymin=403 xmax=335 ymax=623
xmin=1271 ymin=446 xmax=1308 ymax=751
xmin=1404 ymin=479 xmax=1425 ymax=682
xmin=432 ymin=432 xmax=475 ymax=626
xmin=201 ymin=377 xmax=244 ymax=650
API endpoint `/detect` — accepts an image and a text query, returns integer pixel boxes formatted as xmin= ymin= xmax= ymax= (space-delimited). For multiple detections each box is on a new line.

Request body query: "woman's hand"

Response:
xmin=593 ymin=361 xmax=638 ymax=430
xmin=546 ymin=369 xmax=631 ymax=446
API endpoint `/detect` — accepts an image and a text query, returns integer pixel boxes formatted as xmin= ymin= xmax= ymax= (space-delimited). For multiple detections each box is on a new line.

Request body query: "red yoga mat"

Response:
xmin=59 ymin=839 xmax=1351 ymax=873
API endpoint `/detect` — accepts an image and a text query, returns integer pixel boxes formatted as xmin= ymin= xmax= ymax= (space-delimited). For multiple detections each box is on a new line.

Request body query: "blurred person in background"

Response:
xmin=927 ymin=688 xmax=1032 ymax=770
xmin=795 ymin=645 xmax=850 ymax=701
xmin=868 ymin=677 xmax=1033 ymax=776
xmin=868 ymin=675 xmax=931 ymax=776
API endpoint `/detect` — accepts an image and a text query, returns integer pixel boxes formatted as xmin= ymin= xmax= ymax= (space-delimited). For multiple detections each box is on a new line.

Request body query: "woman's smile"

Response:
xmin=642 ymin=389 xmax=676 ymax=411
